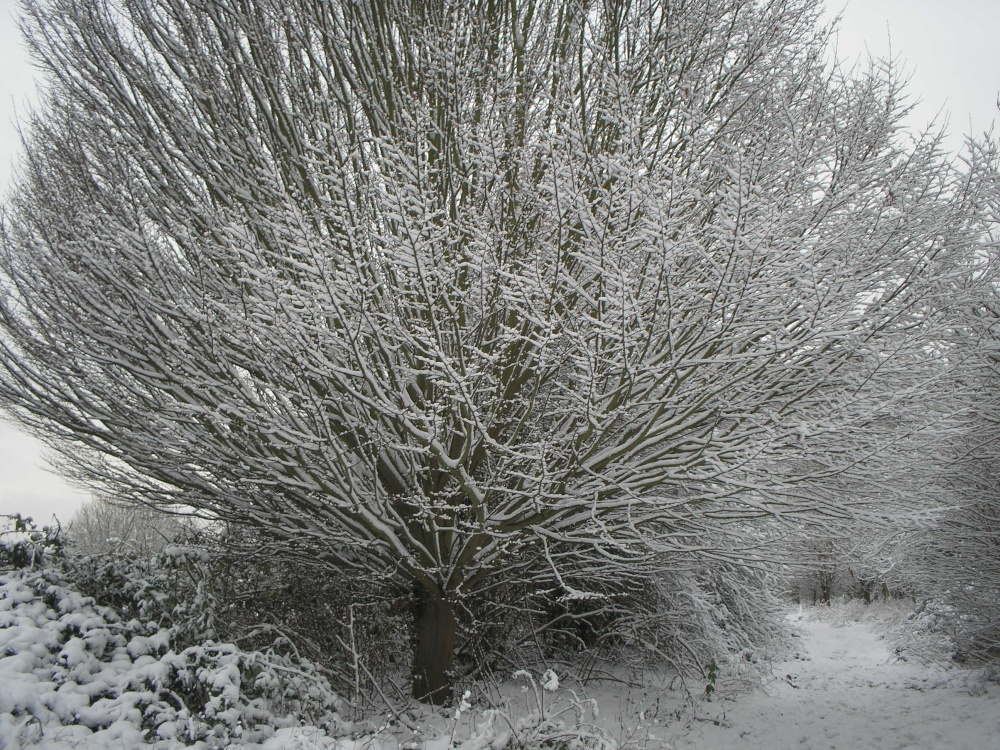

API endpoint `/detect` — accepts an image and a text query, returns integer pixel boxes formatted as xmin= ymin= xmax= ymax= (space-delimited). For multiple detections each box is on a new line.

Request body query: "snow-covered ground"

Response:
xmin=352 ymin=605 xmax=1000 ymax=750
xmin=667 ymin=608 xmax=1000 ymax=750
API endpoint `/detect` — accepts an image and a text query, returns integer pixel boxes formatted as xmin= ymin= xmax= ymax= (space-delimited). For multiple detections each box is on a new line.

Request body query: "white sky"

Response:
xmin=0 ymin=0 xmax=997 ymax=525
xmin=824 ymin=0 xmax=999 ymax=145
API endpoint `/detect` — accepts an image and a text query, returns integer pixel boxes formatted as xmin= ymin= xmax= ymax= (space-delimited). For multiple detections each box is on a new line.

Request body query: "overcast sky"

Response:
xmin=0 ymin=0 xmax=998 ymax=525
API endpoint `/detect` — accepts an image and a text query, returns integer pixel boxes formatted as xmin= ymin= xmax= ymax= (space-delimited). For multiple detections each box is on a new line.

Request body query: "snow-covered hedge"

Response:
xmin=0 ymin=567 xmax=344 ymax=748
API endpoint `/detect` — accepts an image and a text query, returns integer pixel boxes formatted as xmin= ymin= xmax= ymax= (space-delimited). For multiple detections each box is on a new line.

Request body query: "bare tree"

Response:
xmin=0 ymin=0 xmax=993 ymax=702
xmin=66 ymin=495 xmax=190 ymax=556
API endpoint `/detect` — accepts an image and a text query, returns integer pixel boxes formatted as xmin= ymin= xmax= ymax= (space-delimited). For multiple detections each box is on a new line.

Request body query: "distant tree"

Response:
xmin=66 ymin=496 xmax=190 ymax=556
xmin=0 ymin=0 xmax=994 ymax=702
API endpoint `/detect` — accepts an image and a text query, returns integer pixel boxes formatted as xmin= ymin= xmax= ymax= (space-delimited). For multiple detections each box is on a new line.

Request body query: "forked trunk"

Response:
xmin=411 ymin=586 xmax=457 ymax=705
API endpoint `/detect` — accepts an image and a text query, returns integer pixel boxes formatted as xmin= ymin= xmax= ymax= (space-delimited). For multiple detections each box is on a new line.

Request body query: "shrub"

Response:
xmin=0 ymin=565 xmax=344 ymax=747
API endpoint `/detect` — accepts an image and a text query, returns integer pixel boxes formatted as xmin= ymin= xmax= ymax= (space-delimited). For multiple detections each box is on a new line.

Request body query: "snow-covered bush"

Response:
xmin=64 ymin=541 xmax=219 ymax=648
xmin=890 ymin=305 xmax=1000 ymax=666
xmin=459 ymin=549 xmax=782 ymax=697
xmin=894 ymin=513 xmax=1000 ymax=666
xmin=0 ymin=513 xmax=64 ymax=571
xmin=167 ymin=528 xmax=416 ymax=713
xmin=890 ymin=599 xmax=964 ymax=666
xmin=0 ymin=566 xmax=344 ymax=747
xmin=56 ymin=521 xmax=412 ymax=712
xmin=610 ymin=561 xmax=784 ymax=691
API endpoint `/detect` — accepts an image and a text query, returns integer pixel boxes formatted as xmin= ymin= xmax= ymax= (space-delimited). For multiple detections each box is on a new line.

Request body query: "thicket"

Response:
xmin=1 ymin=511 xmax=787 ymax=748
xmin=5 ymin=510 xmax=783 ymax=709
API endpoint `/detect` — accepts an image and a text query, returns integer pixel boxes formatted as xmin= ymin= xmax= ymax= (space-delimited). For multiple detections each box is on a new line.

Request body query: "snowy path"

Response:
xmin=669 ymin=613 xmax=1000 ymax=750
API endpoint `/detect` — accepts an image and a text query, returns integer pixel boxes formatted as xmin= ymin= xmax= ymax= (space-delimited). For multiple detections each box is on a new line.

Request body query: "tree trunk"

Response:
xmin=411 ymin=585 xmax=457 ymax=705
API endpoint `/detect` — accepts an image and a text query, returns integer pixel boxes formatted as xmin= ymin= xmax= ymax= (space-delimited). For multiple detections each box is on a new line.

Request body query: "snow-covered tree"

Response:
xmin=66 ymin=496 xmax=191 ymax=556
xmin=0 ymin=0 xmax=993 ymax=702
xmin=900 ymin=162 xmax=1000 ymax=661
